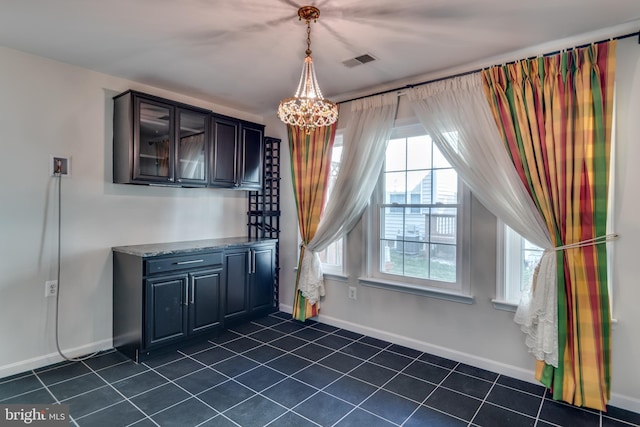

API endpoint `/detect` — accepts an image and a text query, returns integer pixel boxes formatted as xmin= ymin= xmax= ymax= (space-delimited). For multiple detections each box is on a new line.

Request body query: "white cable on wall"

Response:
xmin=54 ymin=166 xmax=98 ymax=362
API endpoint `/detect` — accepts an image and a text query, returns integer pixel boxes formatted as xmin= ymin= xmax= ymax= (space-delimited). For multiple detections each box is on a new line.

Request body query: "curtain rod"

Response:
xmin=337 ymin=31 xmax=639 ymax=105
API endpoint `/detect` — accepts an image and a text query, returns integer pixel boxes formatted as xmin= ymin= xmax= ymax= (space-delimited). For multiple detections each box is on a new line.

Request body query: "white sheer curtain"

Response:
xmin=407 ymin=74 xmax=559 ymax=367
xmin=297 ymin=93 xmax=398 ymax=305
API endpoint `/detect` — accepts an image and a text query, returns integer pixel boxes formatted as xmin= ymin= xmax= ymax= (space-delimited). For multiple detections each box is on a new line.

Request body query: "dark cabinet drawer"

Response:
xmin=145 ymin=252 xmax=223 ymax=275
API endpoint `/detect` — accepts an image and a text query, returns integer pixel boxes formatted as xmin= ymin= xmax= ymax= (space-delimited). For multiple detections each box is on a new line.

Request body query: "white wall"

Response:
xmin=0 ymin=46 xmax=262 ymax=376
xmin=265 ymin=36 xmax=640 ymax=412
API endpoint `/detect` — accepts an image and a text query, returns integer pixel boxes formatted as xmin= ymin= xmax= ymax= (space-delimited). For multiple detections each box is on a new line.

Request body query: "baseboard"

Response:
xmin=279 ymin=304 xmax=293 ymax=314
xmin=278 ymin=304 xmax=640 ymax=413
xmin=0 ymin=339 xmax=113 ymax=379
xmin=609 ymin=393 xmax=640 ymax=415
xmin=313 ymin=311 xmax=538 ymax=384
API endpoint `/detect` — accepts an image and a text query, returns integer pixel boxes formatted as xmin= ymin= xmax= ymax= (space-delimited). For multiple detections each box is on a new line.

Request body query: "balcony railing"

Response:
xmin=386 ymin=213 xmax=456 ymax=255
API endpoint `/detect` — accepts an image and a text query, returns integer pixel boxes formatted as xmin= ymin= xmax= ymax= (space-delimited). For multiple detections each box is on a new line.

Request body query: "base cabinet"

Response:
xmin=222 ymin=243 xmax=276 ymax=325
xmin=145 ymin=275 xmax=188 ymax=349
xmin=223 ymin=249 xmax=250 ymax=322
xmin=190 ymin=269 xmax=223 ymax=333
xmin=145 ymin=269 xmax=223 ymax=350
xmin=113 ymin=239 xmax=276 ymax=362
xmin=251 ymin=245 xmax=276 ymax=313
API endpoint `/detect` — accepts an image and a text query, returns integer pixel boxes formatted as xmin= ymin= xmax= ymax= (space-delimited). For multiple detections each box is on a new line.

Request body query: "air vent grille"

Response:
xmin=342 ymin=53 xmax=377 ymax=68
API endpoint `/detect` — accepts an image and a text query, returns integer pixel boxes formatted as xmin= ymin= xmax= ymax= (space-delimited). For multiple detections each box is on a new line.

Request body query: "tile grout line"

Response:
xmin=466 ymin=373 xmax=500 ymax=427
xmin=211 ymin=321 xmax=535 ymax=415
xmin=73 ymin=359 xmax=160 ymax=427
xmin=196 ymin=318 xmax=371 ymax=425
xmin=224 ymin=319 xmax=400 ymax=426
xmin=170 ymin=319 xmax=345 ymax=426
xmin=400 ymin=362 xmax=469 ymax=427
xmin=32 ymin=369 xmax=80 ymax=427
xmin=140 ymin=348 xmax=268 ymax=426
xmin=534 ymin=387 xmax=547 ymax=426
xmin=327 ymin=341 xmax=404 ymax=426
xmin=137 ymin=365 xmax=240 ymax=427
xmin=330 ymin=343 xmax=430 ymax=427
xmin=214 ymin=315 xmax=507 ymax=427
xmin=206 ymin=320 xmax=608 ymax=427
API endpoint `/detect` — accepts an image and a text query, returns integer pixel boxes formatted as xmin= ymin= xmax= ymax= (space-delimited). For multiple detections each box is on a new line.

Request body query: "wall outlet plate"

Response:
xmin=50 ymin=155 xmax=71 ymax=177
xmin=45 ymin=280 xmax=58 ymax=297
xmin=348 ymin=286 xmax=357 ymax=300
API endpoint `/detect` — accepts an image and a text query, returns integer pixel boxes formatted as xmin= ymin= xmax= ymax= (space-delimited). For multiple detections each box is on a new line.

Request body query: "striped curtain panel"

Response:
xmin=481 ymin=41 xmax=616 ymax=410
xmin=288 ymin=124 xmax=337 ymax=321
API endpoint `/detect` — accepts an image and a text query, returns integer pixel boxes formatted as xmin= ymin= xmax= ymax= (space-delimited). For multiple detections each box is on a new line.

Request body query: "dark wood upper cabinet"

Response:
xmin=210 ymin=114 xmax=264 ymax=190
xmin=239 ymin=123 xmax=264 ymax=190
xmin=113 ymin=90 xmax=263 ymax=190
xmin=177 ymin=109 xmax=208 ymax=185
xmin=113 ymin=91 xmax=209 ymax=187
xmin=135 ymin=98 xmax=174 ymax=183
xmin=210 ymin=116 xmax=240 ymax=187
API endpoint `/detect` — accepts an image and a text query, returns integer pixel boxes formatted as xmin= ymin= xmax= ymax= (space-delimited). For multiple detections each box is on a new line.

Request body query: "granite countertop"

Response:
xmin=112 ymin=237 xmax=277 ymax=257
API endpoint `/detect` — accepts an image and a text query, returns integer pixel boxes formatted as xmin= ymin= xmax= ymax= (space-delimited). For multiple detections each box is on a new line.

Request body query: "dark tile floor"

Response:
xmin=1 ymin=312 xmax=639 ymax=427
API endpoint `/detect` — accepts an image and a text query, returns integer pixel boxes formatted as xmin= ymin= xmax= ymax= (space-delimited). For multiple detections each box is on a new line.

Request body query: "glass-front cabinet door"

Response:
xmin=177 ymin=109 xmax=208 ymax=185
xmin=135 ymin=98 xmax=173 ymax=182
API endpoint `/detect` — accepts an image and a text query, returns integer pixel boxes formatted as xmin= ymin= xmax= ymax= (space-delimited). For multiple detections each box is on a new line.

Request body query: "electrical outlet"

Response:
xmin=50 ymin=155 xmax=71 ymax=177
xmin=348 ymin=286 xmax=357 ymax=300
xmin=45 ymin=280 xmax=58 ymax=297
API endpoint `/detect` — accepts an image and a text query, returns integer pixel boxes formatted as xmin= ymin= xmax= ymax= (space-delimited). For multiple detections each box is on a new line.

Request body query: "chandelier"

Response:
xmin=277 ymin=6 xmax=338 ymax=133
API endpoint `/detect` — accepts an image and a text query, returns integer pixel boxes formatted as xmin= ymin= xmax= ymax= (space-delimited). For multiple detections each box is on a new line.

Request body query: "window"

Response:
xmin=317 ymin=134 xmax=345 ymax=275
xmin=498 ymin=224 xmax=544 ymax=306
xmin=365 ymin=125 xmax=470 ymax=299
xmin=497 ymin=223 xmax=614 ymax=315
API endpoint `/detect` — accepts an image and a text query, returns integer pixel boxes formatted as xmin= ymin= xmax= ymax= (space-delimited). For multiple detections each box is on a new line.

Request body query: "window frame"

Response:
xmin=361 ymin=124 xmax=472 ymax=303
xmin=317 ymin=133 xmax=347 ymax=277
xmin=493 ymin=221 xmax=541 ymax=311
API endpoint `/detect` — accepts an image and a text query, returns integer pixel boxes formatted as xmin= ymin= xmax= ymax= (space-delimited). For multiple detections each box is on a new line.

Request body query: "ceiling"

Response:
xmin=0 ymin=0 xmax=639 ymax=116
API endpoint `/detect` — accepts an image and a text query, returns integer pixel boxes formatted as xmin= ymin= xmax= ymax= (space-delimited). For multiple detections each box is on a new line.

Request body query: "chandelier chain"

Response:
xmin=306 ymin=21 xmax=312 ymax=56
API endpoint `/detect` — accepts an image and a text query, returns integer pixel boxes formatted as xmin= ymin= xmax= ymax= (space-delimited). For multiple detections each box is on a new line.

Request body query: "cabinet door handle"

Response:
xmin=252 ymin=250 xmax=256 ymax=274
xmin=184 ymin=280 xmax=189 ymax=306
xmin=190 ymin=277 xmax=195 ymax=304
xmin=176 ymin=259 xmax=204 ymax=265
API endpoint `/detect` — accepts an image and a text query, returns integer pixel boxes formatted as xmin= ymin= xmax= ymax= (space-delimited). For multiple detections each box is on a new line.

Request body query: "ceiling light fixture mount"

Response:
xmin=277 ymin=5 xmax=338 ymax=133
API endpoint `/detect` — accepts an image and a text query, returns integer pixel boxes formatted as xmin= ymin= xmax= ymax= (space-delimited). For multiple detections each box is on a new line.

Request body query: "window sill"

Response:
xmin=359 ymin=277 xmax=474 ymax=304
xmin=322 ymin=272 xmax=349 ymax=283
xmin=293 ymin=267 xmax=349 ymax=283
xmin=491 ymin=299 xmax=518 ymax=312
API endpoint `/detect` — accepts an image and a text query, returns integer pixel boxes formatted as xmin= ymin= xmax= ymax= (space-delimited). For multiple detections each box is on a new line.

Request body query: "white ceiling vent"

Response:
xmin=342 ymin=53 xmax=377 ymax=68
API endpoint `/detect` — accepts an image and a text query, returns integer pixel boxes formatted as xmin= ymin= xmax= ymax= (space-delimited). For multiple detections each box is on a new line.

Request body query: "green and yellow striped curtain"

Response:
xmin=288 ymin=124 xmax=337 ymax=321
xmin=482 ymin=41 xmax=616 ymax=410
